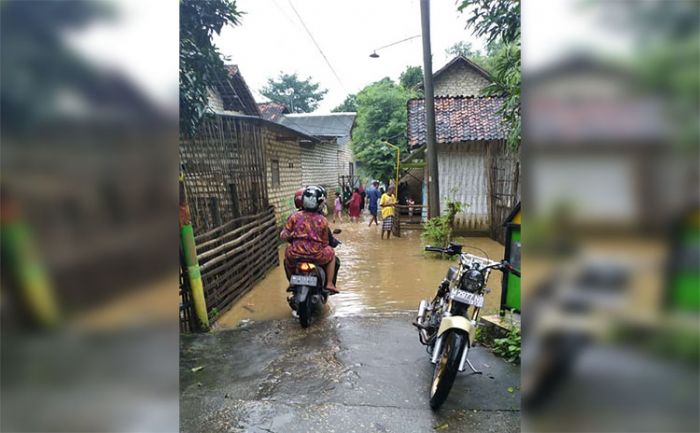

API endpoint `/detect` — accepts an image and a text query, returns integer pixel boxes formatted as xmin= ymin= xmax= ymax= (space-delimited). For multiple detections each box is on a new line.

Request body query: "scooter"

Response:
xmin=286 ymin=229 xmax=341 ymax=328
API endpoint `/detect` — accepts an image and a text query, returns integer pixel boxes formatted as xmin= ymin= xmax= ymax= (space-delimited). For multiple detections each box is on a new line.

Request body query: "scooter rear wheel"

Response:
xmin=298 ymin=298 xmax=311 ymax=328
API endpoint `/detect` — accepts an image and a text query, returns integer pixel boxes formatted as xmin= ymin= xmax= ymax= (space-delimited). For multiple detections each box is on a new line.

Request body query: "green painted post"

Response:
xmin=179 ymin=176 xmax=210 ymax=331
xmin=1 ymin=195 xmax=59 ymax=327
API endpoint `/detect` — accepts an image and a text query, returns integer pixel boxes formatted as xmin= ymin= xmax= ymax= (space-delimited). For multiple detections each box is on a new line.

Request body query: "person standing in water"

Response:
xmin=358 ymin=183 xmax=366 ymax=215
xmin=366 ymin=181 xmax=381 ymax=227
xmin=348 ymin=188 xmax=362 ymax=223
xmin=380 ymin=185 xmax=396 ymax=239
xmin=333 ymin=192 xmax=343 ymax=223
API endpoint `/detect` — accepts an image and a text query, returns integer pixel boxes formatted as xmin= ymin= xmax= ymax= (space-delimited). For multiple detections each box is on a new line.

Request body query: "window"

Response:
xmin=349 ymin=162 xmax=354 ymax=176
xmin=271 ymin=159 xmax=280 ymax=188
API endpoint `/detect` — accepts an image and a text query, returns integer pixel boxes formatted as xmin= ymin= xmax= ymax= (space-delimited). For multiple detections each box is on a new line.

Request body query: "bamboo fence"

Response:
xmin=487 ymin=141 xmax=520 ymax=244
xmin=195 ymin=206 xmax=279 ymax=318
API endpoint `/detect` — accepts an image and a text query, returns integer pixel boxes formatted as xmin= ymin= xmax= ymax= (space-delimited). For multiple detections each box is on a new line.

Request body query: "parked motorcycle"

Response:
xmin=413 ymin=242 xmax=519 ymax=409
xmin=286 ymin=228 xmax=341 ymax=328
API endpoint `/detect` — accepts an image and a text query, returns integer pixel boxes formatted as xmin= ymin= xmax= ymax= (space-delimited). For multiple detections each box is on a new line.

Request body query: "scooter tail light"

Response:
xmin=299 ymin=262 xmax=315 ymax=271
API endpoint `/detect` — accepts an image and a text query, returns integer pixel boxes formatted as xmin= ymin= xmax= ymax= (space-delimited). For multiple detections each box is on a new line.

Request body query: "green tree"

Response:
xmin=446 ymin=41 xmax=478 ymax=58
xmin=399 ymin=65 xmax=423 ymax=94
xmin=260 ymin=72 xmax=327 ymax=113
xmin=180 ymin=0 xmax=241 ymax=137
xmin=458 ymin=0 xmax=521 ymax=148
xmin=445 ymin=40 xmax=505 ymax=74
xmin=331 ymin=94 xmax=357 ymax=112
xmin=1 ymin=1 xmax=114 ymax=132
xmin=351 ymin=78 xmax=414 ymax=183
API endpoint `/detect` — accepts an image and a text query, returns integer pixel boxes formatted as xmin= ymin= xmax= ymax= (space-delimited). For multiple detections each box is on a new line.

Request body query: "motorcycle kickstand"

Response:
xmin=466 ymin=359 xmax=482 ymax=375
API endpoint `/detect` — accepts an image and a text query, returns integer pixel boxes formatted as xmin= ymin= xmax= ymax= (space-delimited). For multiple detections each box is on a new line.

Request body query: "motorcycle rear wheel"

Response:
xmin=429 ymin=330 xmax=467 ymax=410
xmin=298 ymin=298 xmax=312 ymax=328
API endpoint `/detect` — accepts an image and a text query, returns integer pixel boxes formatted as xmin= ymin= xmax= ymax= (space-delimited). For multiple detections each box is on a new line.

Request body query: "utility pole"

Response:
xmin=420 ymin=0 xmax=440 ymax=218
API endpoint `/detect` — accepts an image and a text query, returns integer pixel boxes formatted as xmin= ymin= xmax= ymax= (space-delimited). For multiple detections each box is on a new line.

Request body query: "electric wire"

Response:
xmin=286 ymin=0 xmax=348 ymax=93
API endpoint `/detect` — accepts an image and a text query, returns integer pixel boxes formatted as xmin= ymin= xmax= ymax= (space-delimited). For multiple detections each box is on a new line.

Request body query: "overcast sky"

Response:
xmin=64 ymin=0 xmax=631 ymax=113
xmin=214 ymin=0 xmax=489 ymax=113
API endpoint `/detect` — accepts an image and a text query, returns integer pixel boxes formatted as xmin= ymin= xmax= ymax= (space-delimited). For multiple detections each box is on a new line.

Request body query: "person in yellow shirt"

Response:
xmin=379 ymin=186 xmax=396 ymax=239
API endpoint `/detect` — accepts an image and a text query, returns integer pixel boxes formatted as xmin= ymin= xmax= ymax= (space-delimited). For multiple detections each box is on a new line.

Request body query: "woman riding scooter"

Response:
xmin=280 ymin=186 xmax=339 ymax=293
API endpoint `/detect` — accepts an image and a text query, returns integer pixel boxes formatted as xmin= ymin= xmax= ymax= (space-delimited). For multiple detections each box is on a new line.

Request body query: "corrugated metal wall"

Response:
xmin=437 ymin=142 xmax=490 ymax=231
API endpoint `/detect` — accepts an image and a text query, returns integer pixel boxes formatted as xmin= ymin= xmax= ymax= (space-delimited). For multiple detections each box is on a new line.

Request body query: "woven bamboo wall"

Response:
xmin=180 ymin=115 xmax=268 ymax=235
xmin=180 ymin=114 xmax=278 ymax=322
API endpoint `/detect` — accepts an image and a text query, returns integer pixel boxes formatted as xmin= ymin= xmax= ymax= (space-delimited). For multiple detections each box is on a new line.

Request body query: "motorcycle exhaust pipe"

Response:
xmin=431 ymin=336 xmax=443 ymax=364
xmin=417 ymin=300 xmax=428 ymax=322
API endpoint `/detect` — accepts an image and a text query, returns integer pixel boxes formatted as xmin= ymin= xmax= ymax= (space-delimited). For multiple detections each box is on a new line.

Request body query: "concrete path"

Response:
xmin=181 ymin=314 xmax=520 ymax=433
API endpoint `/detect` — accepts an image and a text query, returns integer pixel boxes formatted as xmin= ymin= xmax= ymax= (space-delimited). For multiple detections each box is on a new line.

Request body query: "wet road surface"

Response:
xmin=183 ymin=219 xmax=519 ymax=432
xmin=181 ymin=314 xmax=520 ymax=433
xmin=216 ymin=222 xmax=506 ymax=329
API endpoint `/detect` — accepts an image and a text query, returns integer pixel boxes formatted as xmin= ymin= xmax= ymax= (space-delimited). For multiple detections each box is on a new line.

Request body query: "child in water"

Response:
xmin=333 ymin=192 xmax=343 ymax=223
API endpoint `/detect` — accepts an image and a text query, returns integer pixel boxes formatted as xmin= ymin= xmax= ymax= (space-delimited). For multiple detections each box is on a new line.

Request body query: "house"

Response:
xmin=432 ymin=55 xmax=492 ymax=97
xmin=208 ymin=65 xmax=261 ymax=116
xmin=278 ymin=112 xmax=356 ymax=190
xmin=203 ymin=65 xmax=319 ymax=225
xmin=204 ymin=67 xmax=357 ymax=224
xmin=407 ymin=95 xmax=509 ymax=232
xmin=405 ymin=55 xmax=517 ymax=236
xmin=526 ymin=56 xmax=673 ymax=230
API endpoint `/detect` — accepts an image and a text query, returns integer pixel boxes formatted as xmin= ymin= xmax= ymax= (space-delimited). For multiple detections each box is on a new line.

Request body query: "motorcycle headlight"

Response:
xmin=461 ymin=269 xmax=484 ymax=293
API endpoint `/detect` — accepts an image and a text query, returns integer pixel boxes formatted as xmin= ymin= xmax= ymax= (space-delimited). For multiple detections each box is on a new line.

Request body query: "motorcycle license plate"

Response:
xmin=450 ymin=289 xmax=484 ymax=307
xmin=290 ymin=275 xmax=317 ymax=286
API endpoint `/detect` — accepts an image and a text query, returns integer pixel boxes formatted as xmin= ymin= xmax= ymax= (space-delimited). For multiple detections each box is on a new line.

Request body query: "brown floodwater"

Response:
xmin=216 ymin=219 xmax=507 ymax=329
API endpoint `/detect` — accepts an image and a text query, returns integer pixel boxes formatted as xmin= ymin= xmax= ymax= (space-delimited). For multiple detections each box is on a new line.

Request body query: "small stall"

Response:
xmin=500 ymin=202 xmax=521 ymax=313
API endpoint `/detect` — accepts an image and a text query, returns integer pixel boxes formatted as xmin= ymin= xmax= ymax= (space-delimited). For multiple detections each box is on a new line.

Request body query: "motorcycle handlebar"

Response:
xmin=500 ymin=261 xmax=521 ymax=277
xmin=424 ymin=246 xmax=445 ymax=253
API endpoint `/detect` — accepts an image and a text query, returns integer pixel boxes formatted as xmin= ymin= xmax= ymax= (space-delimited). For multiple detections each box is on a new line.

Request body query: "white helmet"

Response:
xmin=302 ymin=185 xmax=326 ymax=212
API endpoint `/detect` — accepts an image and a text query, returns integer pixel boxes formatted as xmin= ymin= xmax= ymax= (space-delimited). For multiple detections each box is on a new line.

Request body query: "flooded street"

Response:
xmin=185 ymin=219 xmax=520 ymax=433
xmin=216 ymin=219 xmax=506 ymax=329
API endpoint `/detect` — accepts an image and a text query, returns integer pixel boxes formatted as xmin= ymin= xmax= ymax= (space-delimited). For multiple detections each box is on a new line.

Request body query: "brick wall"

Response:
xmin=300 ymin=139 xmax=341 ymax=189
xmin=434 ymin=62 xmax=491 ymax=97
xmin=336 ymin=137 xmax=353 ymax=178
xmin=264 ymin=131 xmax=354 ymax=223
xmin=263 ymin=128 xmax=302 ymax=224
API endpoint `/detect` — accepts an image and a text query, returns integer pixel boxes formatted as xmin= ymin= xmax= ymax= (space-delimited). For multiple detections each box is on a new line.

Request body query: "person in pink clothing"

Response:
xmin=333 ymin=192 xmax=343 ymax=223
xmin=280 ymin=186 xmax=338 ymax=293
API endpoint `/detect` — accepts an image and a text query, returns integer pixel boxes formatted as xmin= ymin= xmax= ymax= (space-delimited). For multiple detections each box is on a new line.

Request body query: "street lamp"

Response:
xmin=368 ymin=35 xmax=420 ymax=58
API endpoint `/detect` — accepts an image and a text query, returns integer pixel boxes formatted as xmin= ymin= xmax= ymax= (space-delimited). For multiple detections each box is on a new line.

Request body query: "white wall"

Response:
xmin=300 ymin=140 xmax=340 ymax=188
xmin=437 ymin=142 xmax=490 ymax=231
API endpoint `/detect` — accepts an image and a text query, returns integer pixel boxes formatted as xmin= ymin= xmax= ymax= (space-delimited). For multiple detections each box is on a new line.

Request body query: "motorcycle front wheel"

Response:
xmin=429 ymin=330 xmax=467 ymax=410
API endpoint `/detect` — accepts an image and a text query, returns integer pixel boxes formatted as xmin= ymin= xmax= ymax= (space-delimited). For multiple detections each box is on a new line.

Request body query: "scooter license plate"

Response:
xmin=290 ymin=275 xmax=317 ymax=286
xmin=450 ymin=289 xmax=484 ymax=307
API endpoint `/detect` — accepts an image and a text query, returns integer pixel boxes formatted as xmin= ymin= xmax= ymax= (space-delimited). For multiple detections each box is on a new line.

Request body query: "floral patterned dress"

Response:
xmin=280 ymin=211 xmax=334 ymax=265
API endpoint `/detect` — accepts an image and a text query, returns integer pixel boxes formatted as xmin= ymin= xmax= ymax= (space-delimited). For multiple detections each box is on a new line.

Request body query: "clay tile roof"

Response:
xmin=214 ymin=65 xmax=261 ymax=117
xmin=257 ymin=102 xmax=289 ymax=122
xmin=407 ymin=96 xmax=507 ymax=148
